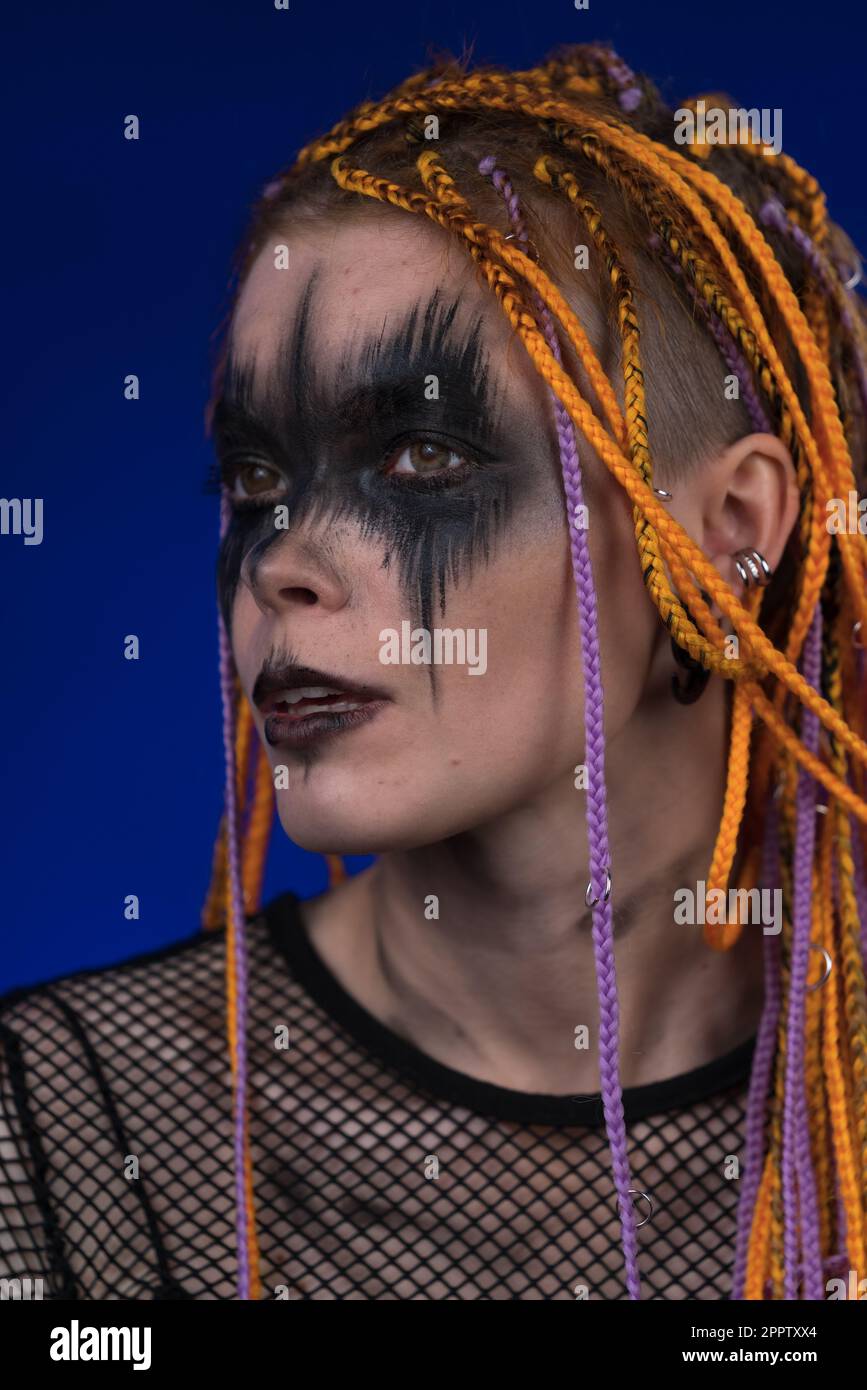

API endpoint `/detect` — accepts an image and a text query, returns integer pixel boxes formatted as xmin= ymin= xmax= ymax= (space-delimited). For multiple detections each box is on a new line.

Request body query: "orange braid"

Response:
xmin=745 ymin=1155 xmax=775 ymax=1298
xmin=201 ymin=814 xmax=228 ymax=931
xmin=241 ymin=740 xmax=274 ymax=915
xmin=203 ymin=689 xmax=255 ymax=929
xmin=820 ymin=808 xmax=867 ymax=1274
xmin=332 ymin=155 xmax=861 ymax=714
xmin=302 ymin=75 xmax=867 ymax=645
xmin=205 ymin=48 xmax=867 ymax=1304
xmin=326 ymin=854 xmax=347 ymax=886
xmin=804 ymin=899 xmax=832 ymax=1255
xmin=703 ymin=681 xmax=755 ymax=950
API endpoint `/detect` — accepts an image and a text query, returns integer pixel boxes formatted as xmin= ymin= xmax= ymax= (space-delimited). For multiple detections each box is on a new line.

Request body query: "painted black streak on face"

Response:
xmin=213 ymin=269 xmax=538 ymax=696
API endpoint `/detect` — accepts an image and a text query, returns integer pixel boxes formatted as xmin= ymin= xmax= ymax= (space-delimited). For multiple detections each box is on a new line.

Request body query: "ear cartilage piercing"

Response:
xmin=732 ymin=548 xmax=773 ymax=589
xmin=503 ymin=230 xmax=540 ymax=261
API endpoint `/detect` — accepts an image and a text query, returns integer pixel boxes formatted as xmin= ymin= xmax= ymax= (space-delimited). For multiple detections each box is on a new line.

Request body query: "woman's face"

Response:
xmin=214 ymin=210 xmax=657 ymax=853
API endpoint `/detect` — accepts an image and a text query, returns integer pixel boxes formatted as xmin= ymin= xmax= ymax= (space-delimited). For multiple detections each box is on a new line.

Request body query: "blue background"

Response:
xmin=3 ymin=0 xmax=864 ymax=989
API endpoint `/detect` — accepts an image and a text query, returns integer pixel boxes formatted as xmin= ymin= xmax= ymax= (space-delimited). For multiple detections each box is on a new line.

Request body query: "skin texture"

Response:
xmin=217 ymin=208 xmax=801 ymax=1093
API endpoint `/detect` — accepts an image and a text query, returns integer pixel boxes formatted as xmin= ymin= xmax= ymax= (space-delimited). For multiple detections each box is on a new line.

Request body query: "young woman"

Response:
xmin=2 ymin=43 xmax=865 ymax=1301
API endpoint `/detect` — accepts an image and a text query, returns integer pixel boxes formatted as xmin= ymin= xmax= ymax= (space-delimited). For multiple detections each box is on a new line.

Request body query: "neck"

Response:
xmin=302 ymin=679 xmax=766 ymax=1093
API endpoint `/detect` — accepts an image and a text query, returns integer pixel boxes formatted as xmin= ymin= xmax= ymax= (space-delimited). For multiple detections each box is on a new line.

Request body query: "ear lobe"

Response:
xmin=699 ymin=433 xmax=800 ymax=580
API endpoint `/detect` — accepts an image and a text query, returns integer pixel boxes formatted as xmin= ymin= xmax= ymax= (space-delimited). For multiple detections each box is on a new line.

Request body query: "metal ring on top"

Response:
xmin=503 ymin=231 xmax=540 ymax=262
xmin=844 ymin=255 xmax=863 ymax=291
xmin=585 ymin=868 xmax=612 ymax=908
xmin=629 ymin=1190 xmax=654 ymax=1228
xmin=853 ymin=621 xmax=864 ymax=650
xmin=806 ymin=945 xmax=833 ymax=993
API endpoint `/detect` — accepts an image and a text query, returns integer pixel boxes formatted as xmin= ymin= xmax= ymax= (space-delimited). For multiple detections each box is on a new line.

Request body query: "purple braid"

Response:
xmin=782 ymin=604 xmax=825 ymax=1298
xmin=828 ymin=850 xmax=852 ymax=1270
xmin=218 ymin=489 xmax=255 ymax=1301
xmin=759 ymin=199 xmax=867 ymax=422
xmin=730 ymin=790 xmax=783 ymax=1298
xmin=478 ymin=155 xmax=642 ymax=1299
xmin=583 ymin=43 xmax=643 ymax=113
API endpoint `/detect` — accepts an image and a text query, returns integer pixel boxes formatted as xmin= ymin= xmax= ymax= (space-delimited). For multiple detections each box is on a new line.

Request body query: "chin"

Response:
xmin=271 ymin=764 xmax=528 ymax=855
xmin=275 ymin=799 xmax=436 ymax=856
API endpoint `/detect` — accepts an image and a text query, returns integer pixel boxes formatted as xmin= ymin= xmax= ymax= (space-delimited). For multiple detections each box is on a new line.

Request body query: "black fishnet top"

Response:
xmin=0 ymin=890 xmax=754 ymax=1300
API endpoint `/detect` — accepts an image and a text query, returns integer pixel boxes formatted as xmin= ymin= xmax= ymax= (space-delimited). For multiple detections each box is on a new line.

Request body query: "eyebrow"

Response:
xmin=212 ymin=270 xmax=511 ymax=461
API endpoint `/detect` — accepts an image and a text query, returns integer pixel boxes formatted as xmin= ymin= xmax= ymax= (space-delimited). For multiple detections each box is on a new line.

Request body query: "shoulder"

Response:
xmin=0 ymin=908 xmax=297 ymax=1300
xmin=0 ymin=893 xmax=310 ymax=1043
xmin=0 ymin=892 xmax=318 ymax=1137
xmin=0 ymin=886 xmax=318 ymax=1062
xmin=0 ymin=898 xmax=317 ymax=1097
xmin=0 ymin=925 xmax=226 ymax=1060
xmin=0 ymin=928 xmax=225 ymax=1285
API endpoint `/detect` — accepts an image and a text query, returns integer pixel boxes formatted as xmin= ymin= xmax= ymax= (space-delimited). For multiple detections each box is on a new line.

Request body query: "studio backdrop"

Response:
xmin=3 ymin=0 xmax=864 ymax=989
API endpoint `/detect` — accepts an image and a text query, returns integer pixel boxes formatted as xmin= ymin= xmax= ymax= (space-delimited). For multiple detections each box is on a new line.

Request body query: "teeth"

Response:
xmin=276 ymin=685 xmax=343 ymax=705
xmin=292 ymin=700 xmax=363 ymax=717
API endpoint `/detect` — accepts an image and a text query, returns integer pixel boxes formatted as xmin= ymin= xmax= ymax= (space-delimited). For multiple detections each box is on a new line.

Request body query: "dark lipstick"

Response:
xmin=253 ymin=663 xmax=391 ymax=749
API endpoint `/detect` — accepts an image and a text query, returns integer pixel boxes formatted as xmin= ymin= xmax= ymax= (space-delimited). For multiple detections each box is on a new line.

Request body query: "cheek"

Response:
xmin=587 ymin=473 xmax=657 ymax=664
xmin=428 ymin=525 xmax=586 ymax=757
xmin=435 ymin=481 xmax=654 ymax=765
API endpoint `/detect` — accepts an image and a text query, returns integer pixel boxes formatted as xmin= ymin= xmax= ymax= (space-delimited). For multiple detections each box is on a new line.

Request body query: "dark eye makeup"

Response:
xmin=209 ymin=275 xmax=543 ymax=633
xmin=213 ymin=427 xmax=487 ymax=511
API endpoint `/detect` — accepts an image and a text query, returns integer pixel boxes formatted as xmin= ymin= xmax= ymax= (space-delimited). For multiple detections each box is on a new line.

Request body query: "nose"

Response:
xmin=241 ymin=526 xmax=350 ymax=618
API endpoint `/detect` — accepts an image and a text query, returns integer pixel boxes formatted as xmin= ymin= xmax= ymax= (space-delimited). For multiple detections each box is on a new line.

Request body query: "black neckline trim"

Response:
xmin=262 ymin=889 xmax=756 ymax=1128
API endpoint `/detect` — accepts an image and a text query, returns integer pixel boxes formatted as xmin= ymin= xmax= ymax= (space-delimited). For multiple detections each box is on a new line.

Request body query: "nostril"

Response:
xmin=286 ymin=587 xmax=318 ymax=605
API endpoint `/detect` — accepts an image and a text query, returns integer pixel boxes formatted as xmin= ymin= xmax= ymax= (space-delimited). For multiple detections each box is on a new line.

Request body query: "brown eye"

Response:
xmin=383 ymin=439 xmax=469 ymax=478
xmin=231 ymin=461 xmax=283 ymax=499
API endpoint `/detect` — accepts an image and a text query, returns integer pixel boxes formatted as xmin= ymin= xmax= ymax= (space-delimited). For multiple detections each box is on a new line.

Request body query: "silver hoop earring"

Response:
xmin=732 ymin=548 xmax=773 ymax=589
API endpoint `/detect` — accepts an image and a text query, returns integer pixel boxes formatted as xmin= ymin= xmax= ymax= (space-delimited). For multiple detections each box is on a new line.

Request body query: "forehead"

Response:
xmin=227 ymin=211 xmax=527 ymax=389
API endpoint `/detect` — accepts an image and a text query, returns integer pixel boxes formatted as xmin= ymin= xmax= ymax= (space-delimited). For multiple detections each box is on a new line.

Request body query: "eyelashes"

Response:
xmin=213 ymin=427 xmax=525 ymax=638
xmin=214 ymin=430 xmax=487 ymax=512
xmin=222 ymin=455 xmax=285 ymax=509
xmin=381 ymin=435 xmax=476 ymax=486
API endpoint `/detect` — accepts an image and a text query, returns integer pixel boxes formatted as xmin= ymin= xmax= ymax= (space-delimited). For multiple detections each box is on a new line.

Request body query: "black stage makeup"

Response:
xmin=210 ymin=274 xmax=545 ymax=637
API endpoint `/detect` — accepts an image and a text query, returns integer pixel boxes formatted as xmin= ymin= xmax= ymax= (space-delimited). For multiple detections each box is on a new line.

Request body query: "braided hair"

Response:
xmin=202 ymin=43 xmax=867 ymax=1300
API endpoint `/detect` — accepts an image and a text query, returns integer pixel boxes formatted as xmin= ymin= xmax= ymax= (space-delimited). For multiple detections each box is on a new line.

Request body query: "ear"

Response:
xmin=669 ymin=433 xmax=800 ymax=596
